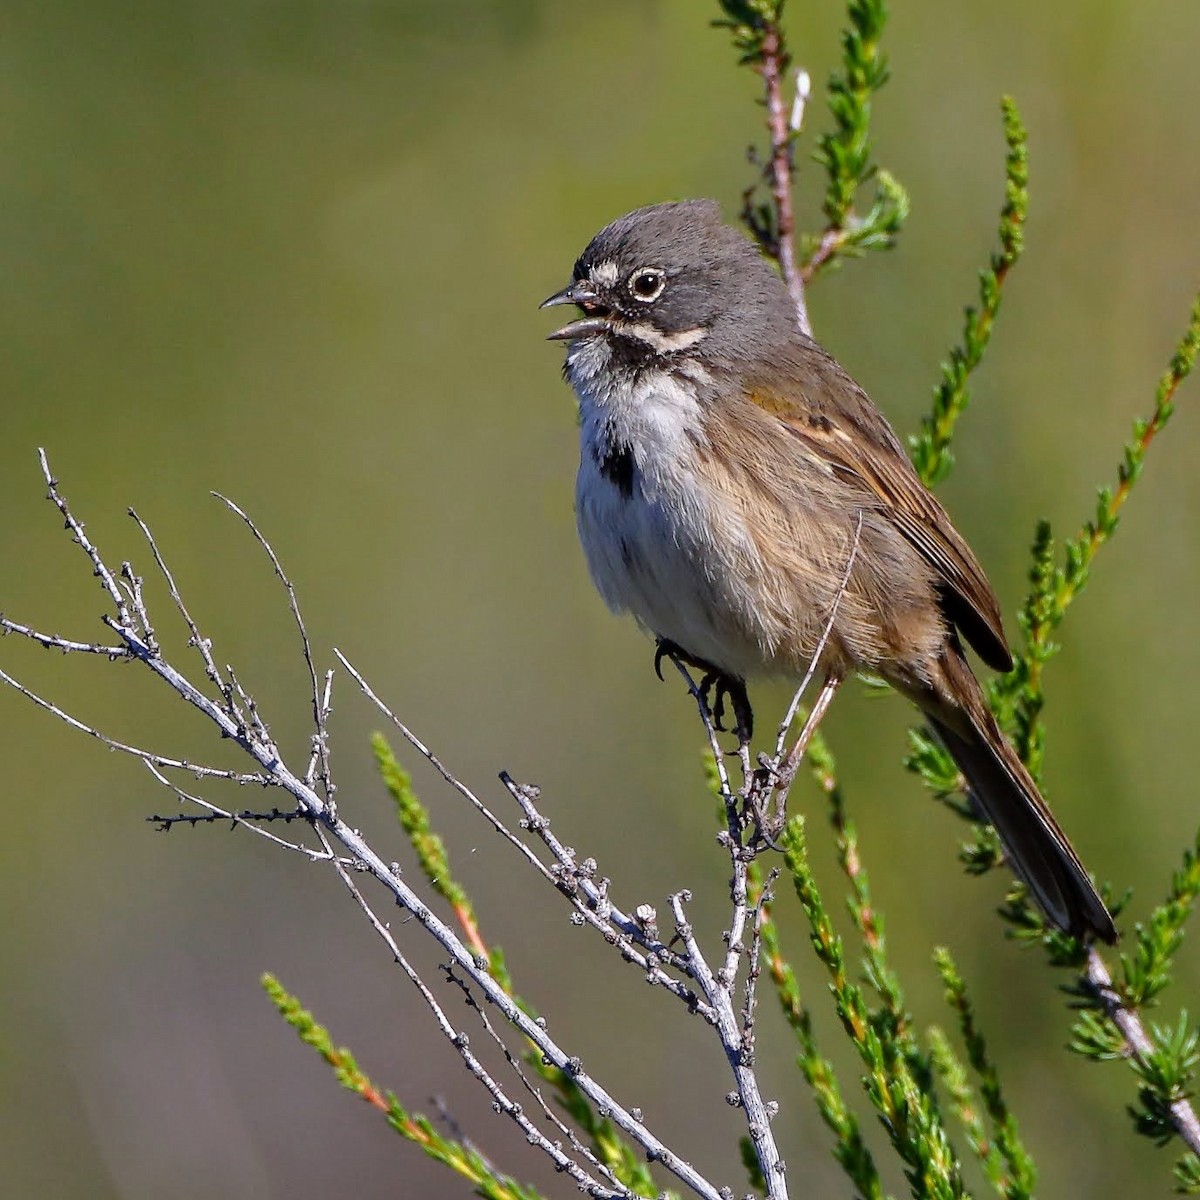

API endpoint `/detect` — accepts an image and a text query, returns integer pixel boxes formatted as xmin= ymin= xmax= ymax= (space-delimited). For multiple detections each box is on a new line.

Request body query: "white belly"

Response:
xmin=569 ymin=343 xmax=774 ymax=677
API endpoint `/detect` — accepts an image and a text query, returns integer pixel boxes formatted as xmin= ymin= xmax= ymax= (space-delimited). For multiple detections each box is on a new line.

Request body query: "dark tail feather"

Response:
xmin=929 ymin=713 xmax=1117 ymax=944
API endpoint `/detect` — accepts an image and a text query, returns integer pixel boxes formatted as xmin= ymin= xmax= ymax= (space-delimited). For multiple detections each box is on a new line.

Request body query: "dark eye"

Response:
xmin=628 ymin=268 xmax=665 ymax=302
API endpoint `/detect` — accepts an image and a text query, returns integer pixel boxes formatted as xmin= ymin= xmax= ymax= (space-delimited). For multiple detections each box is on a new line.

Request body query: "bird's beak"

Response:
xmin=540 ymin=280 xmax=611 ymax=341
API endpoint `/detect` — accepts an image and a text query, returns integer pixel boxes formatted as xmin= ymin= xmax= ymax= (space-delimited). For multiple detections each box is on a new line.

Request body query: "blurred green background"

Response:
xmin=1 ymin=2 xmax=1197 ymax=1196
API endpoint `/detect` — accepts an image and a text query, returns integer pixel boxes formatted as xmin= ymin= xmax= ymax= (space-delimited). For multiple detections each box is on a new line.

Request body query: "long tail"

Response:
xmin=921 ymin=658 xmax=1117 ymax=943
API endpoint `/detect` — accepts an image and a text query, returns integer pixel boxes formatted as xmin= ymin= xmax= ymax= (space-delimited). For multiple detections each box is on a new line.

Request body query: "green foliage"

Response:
xmin=910 ymin=99 xmax=1028 ymax=490
xmin=712 ymin=0 xmax=788 ymax=66
xmin=1121 ymin=832 xmax=1200 ymax=1009
xmin=261 ymin=974 xmax=546 ymax=1200
xmin=806 ymin=0 xmax=908 ymax=270
xmin=898 ymin=93 xmax=1200 ymax=1006
xmin=358 ymin=736 xmax=665 ymax=1196
xmin=989 ymin=293 xmax=1200 ymax=803
xmin=782 ymin=816 xmax=968 ymax=1200
xmin=1127 ymin=1015 xmax=1199 ymax=1146
xmin=834 ymin=167 xmax=910 ymax=259
xmin=1062 ymin=836 xmax=1200 ymax=1162
xmin=932 ymin=950 xmax=1036 ymax=1199
xmin=817 ymin=0 xmax=890 ymax=228
xmin=717 ymin=0 xmax=907 ymax=280
xmin=939 ymin=295 xmax=1200 ymax=942
xmin=927 ymin=1030 xmax=1001 ymax=1194
xmin=748 ymin=840 xmax=884 ymax=1194
xmin=887 ymin=32 xmax=1200 ymax=1195
xmin=1176 ymin=1152 xmax=1200 ymax=1193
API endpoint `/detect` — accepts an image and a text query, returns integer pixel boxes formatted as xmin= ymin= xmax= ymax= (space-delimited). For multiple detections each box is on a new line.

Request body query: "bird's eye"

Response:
xmin=628 ymin=268 xmax=665 ymax=302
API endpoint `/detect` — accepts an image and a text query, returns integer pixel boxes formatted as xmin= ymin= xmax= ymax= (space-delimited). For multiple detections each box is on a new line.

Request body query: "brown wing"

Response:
xmin=744 ymin=341 xmax=1014 ymax=673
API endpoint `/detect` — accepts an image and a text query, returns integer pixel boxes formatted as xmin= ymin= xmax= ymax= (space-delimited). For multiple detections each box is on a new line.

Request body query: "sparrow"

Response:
xmin=541 ymin=198 xmax=1116 ymax=944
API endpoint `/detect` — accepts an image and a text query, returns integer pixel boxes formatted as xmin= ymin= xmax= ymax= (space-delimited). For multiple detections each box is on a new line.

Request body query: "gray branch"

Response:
xmin=1 ymin=449 xmax=765 ymax=1200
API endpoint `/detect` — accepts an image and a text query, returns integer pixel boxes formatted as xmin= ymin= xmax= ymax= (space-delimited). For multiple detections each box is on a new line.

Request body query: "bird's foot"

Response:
xmin=653 ymin=638 xmax=755 ymax=743
xmin=696 ymin=670 xmax=754 ymax=744
xmin=653 ymin=637 xmax=689 ymax=683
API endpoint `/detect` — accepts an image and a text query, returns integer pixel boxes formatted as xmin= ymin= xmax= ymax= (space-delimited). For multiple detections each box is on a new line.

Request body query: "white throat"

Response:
xmin=565 ymin=336 xmax=707 ymax=478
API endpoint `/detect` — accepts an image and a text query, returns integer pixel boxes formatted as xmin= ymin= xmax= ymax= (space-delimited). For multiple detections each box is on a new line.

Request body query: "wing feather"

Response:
xmin=744 ymin=342 xmax=1014 ymax=672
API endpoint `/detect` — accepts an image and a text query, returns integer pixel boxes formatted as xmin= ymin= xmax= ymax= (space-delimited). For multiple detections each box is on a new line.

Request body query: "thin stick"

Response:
xmin=759 ymin=24 xmax=809 ymax=336
xmin=129 ymin=508 xmax=231 ymax=703
xmin=1086 ymin=948 xmax=1200 ymax=1156
xmin=773 ymin=674 xmax=843 ymax=816
xmin=324 ymin=837 xmax=633 ymax=1199
xmin=670 ymin=891 xmax=788 ymax=1200
xmin=143 ymin=762 xmax=335 ymax=861
xmin=37 ymin=448 xmax=131 ymax=628
xmin=0 ymin=666 xmax=268 ymax=785
xmin=773 ymin=510 xmax=863 ymax=764
xmin=213 ymin=492 xmax=330 ymax=794
xmin=0 ymin=616 xmax=128 ymax=658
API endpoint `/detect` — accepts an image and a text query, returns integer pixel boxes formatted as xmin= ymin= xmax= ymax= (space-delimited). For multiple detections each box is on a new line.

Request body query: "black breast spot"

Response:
xmin=596 ymin=441 xmax=635 ymax=498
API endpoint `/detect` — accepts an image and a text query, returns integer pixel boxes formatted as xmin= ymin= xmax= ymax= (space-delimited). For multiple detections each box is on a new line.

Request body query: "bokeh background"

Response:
xmin=2 ymin=2 xmax=1198 ymax=1197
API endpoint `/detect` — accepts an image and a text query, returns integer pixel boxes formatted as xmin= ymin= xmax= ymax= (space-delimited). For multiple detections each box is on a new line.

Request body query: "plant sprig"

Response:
xmin=911 ymin=98 xmax=1028 ymax=489
xmin=804 ymin=0 xmax=907 ymax=279
xmin=729 ymin=743 xmax=885 ymax=1198
xmin=262 ymin=974 xmax=546 ymax=1200
xmin=372 ymin=735 xmax=663 ymax=1198
xmin=782 ymin=816 xmax=968 ymax=1200
xmin=996 ymin=293 xmax=1200 ymax=768
xmin=933 ymin=949 xmax=1036 ymax=1199
xmin=718 ymin=0 xmax=907 ymax=327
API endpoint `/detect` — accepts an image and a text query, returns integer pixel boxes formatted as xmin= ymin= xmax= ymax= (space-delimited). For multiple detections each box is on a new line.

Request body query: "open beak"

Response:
xmin=540 ymin=280 xmax=611 ymax=341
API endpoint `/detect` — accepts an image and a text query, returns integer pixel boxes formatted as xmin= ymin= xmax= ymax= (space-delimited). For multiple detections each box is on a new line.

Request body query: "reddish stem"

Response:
xmin=760 ymin=25 xmax=810 ymax=337
xmin=800 ymin=226 xmax=846 ymax=285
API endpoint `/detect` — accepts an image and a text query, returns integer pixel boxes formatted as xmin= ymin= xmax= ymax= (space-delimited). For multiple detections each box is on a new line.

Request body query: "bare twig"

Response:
xmin=753 ymin=510 xmax=862 ymax=829
xmin=305 ymin=669 xmax=335 ymax=796
xmin=213 ymin=492 xmax=333 ymax=803
xmin=0 ymin=664 xmax=269 ymax=785
xmin=1 ymin=454 xmax=727 ymax=1200
xmin=497 ymin=771 xmax=712 ymax=1016
xmin=772 ymin=510 xmax=863 ymax=765
xmin=1085 ymin=948 xmax=1200 ymax=1156
xmin=670 ymin=891 xmax=787 ymax=1199
xmin=759 ymin=23 xmax=809 ymax=336
xmin=741 ymin=869 xmax=779 ymax=1048
xmin=325 ymin=836 xmax=633 ymax=1198
xmin=129 ymin=507 xmax=233 ymax=709
xmin=143 ymin=762 xmax=334 ymax=860
xmin=0 ymin=615 xmax=128 ymax=658
xmin=37 ymin=447 xmax=131 ymax=628
xmin=771 ymin=673 xmax=843 ymax=819
xmin=650 ymin=654 xmax=790 ymax=1195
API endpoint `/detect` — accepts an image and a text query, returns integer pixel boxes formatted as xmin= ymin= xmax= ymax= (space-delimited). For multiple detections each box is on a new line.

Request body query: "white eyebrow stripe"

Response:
xmin=591 ymin=260 xmax=619 ymax=287
xmin=611 ymin=322 xmax=708 ymax=353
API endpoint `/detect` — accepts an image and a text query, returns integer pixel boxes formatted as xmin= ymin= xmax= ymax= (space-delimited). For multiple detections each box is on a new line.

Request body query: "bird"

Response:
xmin=541 ymin=198 xmax=1116 ymax=944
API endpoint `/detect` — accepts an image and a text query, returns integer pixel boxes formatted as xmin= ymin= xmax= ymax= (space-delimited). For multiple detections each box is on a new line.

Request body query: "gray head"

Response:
xmin=541 ymin=200 xmax=796 ymax=364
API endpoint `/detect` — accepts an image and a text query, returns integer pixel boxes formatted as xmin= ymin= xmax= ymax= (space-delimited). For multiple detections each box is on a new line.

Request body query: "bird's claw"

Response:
xmin=653 ymin=637 xmax=683 ymax=683
xmin=653 ymin=639 xmax=754 ymax=743
xmin=703 ymin=672 xmax=754 ymax=743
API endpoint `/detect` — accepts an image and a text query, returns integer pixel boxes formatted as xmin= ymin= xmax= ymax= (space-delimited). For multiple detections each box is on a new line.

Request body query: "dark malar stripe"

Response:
xmin=595 ymin=440 xmax=635 ymax=498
